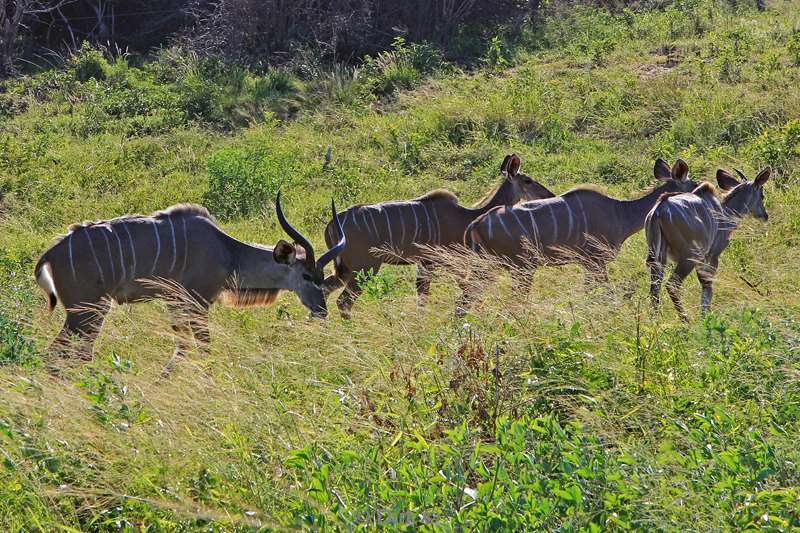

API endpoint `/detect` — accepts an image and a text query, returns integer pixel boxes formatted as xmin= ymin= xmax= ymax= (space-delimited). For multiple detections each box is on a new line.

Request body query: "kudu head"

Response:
xmin=275 ymin=193 xmax=346 ymax=318
xmin=716 ymin=167 xmax=772 ymax=221
xmin=501 ymin=154 xmax=555 ymax=202
xmin=653 ymin=158 xmax=698 ymax=193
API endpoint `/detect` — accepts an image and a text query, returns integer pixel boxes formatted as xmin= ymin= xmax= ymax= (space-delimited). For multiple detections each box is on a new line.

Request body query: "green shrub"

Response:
xmin=363 ymin=37 xmax=444 ymax=97
xmin=203 ymin=129 xmax=302 ymax=218
xmin=71 ymin=42 xmax=110 ymax=82
xmin=483 ymin=36 xmax=511 ymax=71
xmin=176 ymin=71 xmax=224 ymax=125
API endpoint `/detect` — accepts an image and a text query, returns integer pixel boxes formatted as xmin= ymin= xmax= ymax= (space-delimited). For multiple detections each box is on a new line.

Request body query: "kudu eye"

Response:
xmin=302 ymin=273 xmax=313 ymax=281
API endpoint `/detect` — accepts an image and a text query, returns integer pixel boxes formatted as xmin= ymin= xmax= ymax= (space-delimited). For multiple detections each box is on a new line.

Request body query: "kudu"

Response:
xmin=34 ymin=195 xmax=346 ymax=362
xmin=322 ymin=154 xmax=555 ymax=317
xmin=646 ymin=166 xmax=771 ymax=320
xmin=458 ymin=159 xmax=698 ymax=313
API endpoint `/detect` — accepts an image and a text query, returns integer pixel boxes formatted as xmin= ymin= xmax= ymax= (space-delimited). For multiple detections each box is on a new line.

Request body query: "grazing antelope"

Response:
xmin=322 ymin=154 xmax=555 ymax=317
xmin=457 ymin=159 xmax=698 ymax=312
xmin=34 ymin=195 xmax=346 ymax=362
xmin=646 ymin=166 xmax=771 ymax=320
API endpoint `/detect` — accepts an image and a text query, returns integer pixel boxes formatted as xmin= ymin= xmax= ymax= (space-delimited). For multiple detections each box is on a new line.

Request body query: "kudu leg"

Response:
xmin=50 ymin=303 xmax=111 ymax=361
xmin=648 ymin=260 xmax=666 ymax=311
xmin=696 ymin=259 xmax=718 ymax=317
xmin=337 ymin=273 xmax=364 ymax=320
xmin=416 ymin=261 xmax=435 ymax=306
xmin=666 ymin=260 xmax=694 ymax=322
xmin=322 ymin=273 xmax=345 ymax=298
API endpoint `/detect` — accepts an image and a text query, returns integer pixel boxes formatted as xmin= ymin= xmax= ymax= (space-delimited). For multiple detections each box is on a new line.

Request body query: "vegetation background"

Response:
xmin=1 ymin=0 xmax=800 ymax=530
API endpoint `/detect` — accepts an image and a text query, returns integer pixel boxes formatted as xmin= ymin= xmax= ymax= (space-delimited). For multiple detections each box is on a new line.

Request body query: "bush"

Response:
xmin=203 ymin=129 xmax=304 ymax=218
xmin=71 ymin=42 xmax=110 ymax=82
xmin=363 ymin=37 xmax=445 ymax=97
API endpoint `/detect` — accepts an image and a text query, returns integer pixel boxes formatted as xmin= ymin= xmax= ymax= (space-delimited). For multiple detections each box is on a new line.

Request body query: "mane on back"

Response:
xmin=561 ymin=184 xmax=611 ymax=198
xmin=418 ymin=189 xmax=458 ymax=203
xmin=692 ymin=182 xmax=718 ymax=197
xmin=153 ymin=203 xmax=215 ymax=222
xmin=62 ymin=203 xmax=216 ymax=241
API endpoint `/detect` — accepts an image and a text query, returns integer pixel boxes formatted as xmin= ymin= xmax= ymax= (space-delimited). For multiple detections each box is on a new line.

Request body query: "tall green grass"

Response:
xmin=1 ymin=0 xmax=800 ymax=530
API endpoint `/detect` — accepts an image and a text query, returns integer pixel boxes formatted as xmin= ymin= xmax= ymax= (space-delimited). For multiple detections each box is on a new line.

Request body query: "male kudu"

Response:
xmin=35 ymin=195 xmax=346 ymax=362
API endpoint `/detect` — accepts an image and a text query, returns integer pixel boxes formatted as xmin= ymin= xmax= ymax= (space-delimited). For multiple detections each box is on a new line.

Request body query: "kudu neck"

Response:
xmin=619 ymin=184 xmax=673 ymax=240
xmin=231 ymin=240 xmax=293 ymax=290
xmin=470 ymin=178 xmax=515 ymax=216
xmin=719 ymin=189 xmax=752 ymax=230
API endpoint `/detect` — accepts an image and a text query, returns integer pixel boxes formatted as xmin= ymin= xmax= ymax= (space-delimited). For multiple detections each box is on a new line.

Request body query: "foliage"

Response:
xmin=203 ymin=126 xmax=303 ymax=218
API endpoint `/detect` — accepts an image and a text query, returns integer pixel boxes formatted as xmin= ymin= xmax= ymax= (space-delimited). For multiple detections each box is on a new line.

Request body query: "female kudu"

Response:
xmin=458 ymin=159 xmax=698 ymax=313
xmin=322 ymin=154 xmax=555 ymax=317
xmin=646 ymin=167 xmax=771 ymax=320
xmin=34 ymin=195 xmax=346 ymax=362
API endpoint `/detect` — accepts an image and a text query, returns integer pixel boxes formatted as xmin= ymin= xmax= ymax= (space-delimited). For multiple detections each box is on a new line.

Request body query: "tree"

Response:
xmin=0 ymin=0 xmax=71 ymax=76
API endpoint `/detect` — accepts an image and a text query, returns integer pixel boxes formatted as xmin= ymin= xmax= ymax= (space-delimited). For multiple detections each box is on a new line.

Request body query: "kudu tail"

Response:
xmin=34 ymin=254 xmax=58 ymax=312
xmin=645 ymin=208 xmax=667 ymax=268
xmin=463 ymin=217 xmax=485 ymax=253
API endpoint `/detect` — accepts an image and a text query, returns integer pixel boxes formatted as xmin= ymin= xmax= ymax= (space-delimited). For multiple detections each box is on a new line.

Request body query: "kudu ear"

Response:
xmin=273 ymin=240 xmax=297 ymax=265
xmin=500 ymin=155 xmax=512 ymax=175
xmin=754 ymin=166 xmax=771 ymax=188
xmin=671 ymin=158 xmax=689 ymax=182
xmin=654 ymin=158 xmax=672 ymax=181
xmin=716 ymin=169 xmax=741 ymax=191
xmin=507 ymin=154 xmax=521 ymax=177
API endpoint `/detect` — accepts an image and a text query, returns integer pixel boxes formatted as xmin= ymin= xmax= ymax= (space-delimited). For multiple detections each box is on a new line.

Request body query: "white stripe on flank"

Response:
xmin=167 ymin=216 xmax=178 ymax=273
xmin=420 ymin=203 xmax=433 ymax=242
xmin=564 ymin=200 xmax=574 ymax=242
xmin=180 ymin=217 xmax=189 ymax=276
xmin=382 ymin=207 xmax=394 ymax=247
xmin=430 ymin=204 xmax=441 ymax=244
xmin=486 ymin=213 xmax=494 ymax=241
xmin=85 ymin=229 xmax=105 ymax=285
xmin=100 ymin=226 xmax=116 ymax=284
xmin=151 ymin=220 xmax=161 ymax=275
xmin=341 ymin=209 xmax=353 ymax=235
xmin=548 ymin=202 xmax=558 ymax=243
xmin=67 ymin=232 xmax=76 ymax=280
xmin=508 ymin=208 xmax=528 ymax=236
xmin=496 ymin=211 xmax=513 ymax=238
xmin=122 ymin=222 xmax=136 ymax=281
xmin=111 ymin=225 xmax=126 ymax=283
xmin=367 ymin=208 xmax=381 ymax=239
xmin=357 ymin=210 xmax=368 ymax=235
xmin=411 ymin=203 xmax=420 ymax=242
xmin=526 ymin=208 xmax=541 ymax=250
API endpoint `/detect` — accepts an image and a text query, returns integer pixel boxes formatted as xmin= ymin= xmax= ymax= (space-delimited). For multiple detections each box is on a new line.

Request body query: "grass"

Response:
xmin=2 ymin=0 xmax=800 ymax=530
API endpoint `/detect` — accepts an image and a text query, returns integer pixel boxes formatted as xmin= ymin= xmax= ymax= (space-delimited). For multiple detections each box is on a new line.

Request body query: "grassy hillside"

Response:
xmin=2 ymin=1 xmax=800 ymax=530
